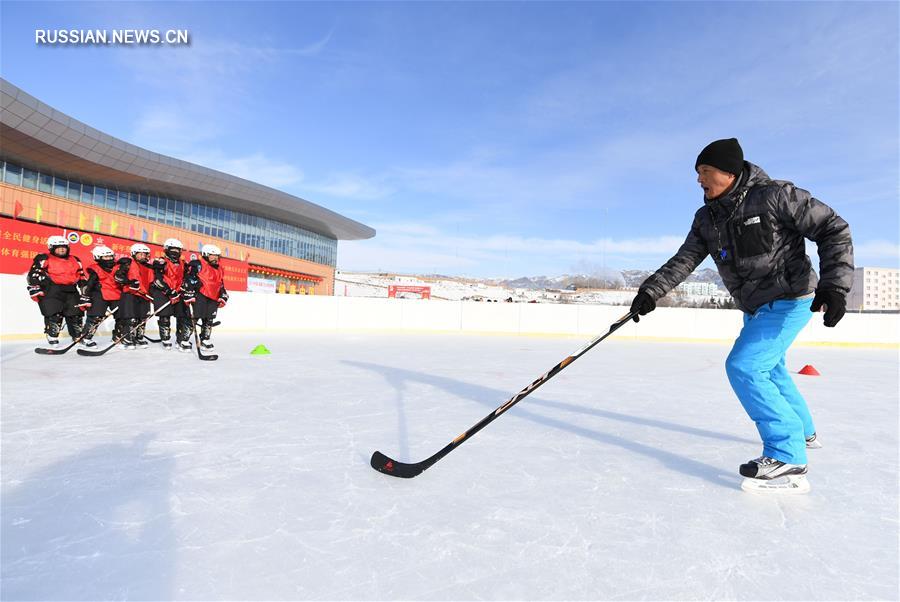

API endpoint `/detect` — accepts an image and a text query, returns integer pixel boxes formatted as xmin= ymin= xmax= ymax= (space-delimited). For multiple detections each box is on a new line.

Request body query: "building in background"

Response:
xmin=675 ymin=281 xmax=721 ymax=297
xmin=0 ymin=78 xmax=374 ymax=295
xmin=847 ymin=267 xmax=900 ymax=312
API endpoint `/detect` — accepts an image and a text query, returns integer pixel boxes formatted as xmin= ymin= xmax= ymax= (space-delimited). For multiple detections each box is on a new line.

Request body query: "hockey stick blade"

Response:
xmin=35 ymin=344 xmax=77 ymax=356
xmin=370 ymin=310 xmax=637 ymax=479
xmin=197 ymin=348 xmax=218 ymax=361
xmin=370 ymin=451 xmax=428 ymax=479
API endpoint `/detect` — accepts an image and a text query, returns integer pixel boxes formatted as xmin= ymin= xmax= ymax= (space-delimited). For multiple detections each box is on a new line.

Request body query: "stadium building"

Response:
xmin=0 ymin=78 xmax=374 ymax=295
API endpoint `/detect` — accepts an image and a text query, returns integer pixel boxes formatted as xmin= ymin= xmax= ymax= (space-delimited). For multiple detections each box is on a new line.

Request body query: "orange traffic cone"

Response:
xmin=798 ymin=364 xmax=820 ymax=376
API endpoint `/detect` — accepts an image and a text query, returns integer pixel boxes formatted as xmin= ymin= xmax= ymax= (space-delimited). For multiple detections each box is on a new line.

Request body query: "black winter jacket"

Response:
xmin=639 ymin=162 xmax=853 ymax=314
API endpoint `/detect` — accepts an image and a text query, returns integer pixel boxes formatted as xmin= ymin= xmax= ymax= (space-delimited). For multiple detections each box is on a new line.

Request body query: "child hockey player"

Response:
xmin=182 ymin=244 xmax=228 ymax=351
xmin=151 ymin=238 xmax=187 ymax=350
xmin=114 ymin=243 xmax=155 ymax=350
xmin=26 ymin=235 xmax=86 ymax=346
xmin=81 ymin=245 xmax=124 ymax=348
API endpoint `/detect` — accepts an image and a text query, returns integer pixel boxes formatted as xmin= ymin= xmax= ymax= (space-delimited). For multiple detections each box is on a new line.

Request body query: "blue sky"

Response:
xmin=1 ymin=1 xmax=897 ymax=278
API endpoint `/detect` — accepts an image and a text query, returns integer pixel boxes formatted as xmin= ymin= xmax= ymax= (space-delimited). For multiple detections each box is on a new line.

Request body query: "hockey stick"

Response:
xmin=370 ymin=310 xmax=638 ymax=478
xmin=35 ymin=307 xmax=119 ymax=356
xmin=187 ymin=304 xmax=218 ymax=361
xmin=76 ymin=300 xmax=172 ymax=357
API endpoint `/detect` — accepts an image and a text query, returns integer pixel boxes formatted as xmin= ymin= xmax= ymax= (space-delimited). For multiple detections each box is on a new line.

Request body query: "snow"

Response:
xmin=2 ymin=333 xmax=897 ymax=600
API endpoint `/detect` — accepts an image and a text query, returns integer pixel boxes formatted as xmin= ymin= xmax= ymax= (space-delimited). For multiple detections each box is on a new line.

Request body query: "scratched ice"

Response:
xmin=1 ymin=333 xmax=897 ymax=600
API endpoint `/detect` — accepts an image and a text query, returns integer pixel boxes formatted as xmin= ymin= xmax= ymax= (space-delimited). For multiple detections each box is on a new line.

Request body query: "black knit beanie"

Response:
xmin=695 ymin=138 xmax=744 ymax=176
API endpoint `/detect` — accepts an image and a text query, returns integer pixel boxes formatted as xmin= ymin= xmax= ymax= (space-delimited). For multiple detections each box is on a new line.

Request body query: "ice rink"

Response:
xmin=2 ymin=332 xmax=898 ymax=600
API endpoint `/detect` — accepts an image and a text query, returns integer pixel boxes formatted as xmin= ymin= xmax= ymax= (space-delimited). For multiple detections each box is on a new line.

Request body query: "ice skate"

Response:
xmin=200 ymin=339 xmax=215 ymax=351
xmin=739 ymin=456 xmax=810 ymax=495
xmin=161 ymin=340 xmax=173 ymax=350
xmin=80 ymin=338 xmax=97 ymax=348
xmin=45 ymin=335 xmax=59 ymax=346
xmin=805 ymin=433 xmax=822 ymax=449
xmin=178 ymin=341 xmax=193 ymax=353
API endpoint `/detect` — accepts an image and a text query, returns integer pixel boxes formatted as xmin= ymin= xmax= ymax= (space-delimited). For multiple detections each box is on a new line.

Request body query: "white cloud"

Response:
xmin=338 ymin=222 xmax=687 ymax=276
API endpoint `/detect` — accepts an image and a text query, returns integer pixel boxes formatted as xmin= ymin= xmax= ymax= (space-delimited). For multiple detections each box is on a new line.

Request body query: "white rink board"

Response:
xmin=2 ymin=275 xmax=898 ymax=345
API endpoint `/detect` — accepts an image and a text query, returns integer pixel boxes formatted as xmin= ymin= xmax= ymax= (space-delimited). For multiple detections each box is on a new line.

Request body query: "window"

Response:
xmin=81 ymin=184 xmax=94 ymax=205
xmin=22 ymin=168 xmax=38 ymax=189
xmin=53 ymin=176 xmax=67 ymax=197
xmin=94 ymin=187 xmax=108 ymax=208
xmin=67 ymin=181 xmax=81 ymax=201
xmin=125 ymin=191 xmax=138 ymax=215
xmin=3 ymin=162 xmax=22 ymax=185
xmin=39 ymin=173 xmax=53 ymax=193
xmin=148 ymin=195 xmax=159 ymax=222
xmin=137 ymin=193 xmax=149 ymax=218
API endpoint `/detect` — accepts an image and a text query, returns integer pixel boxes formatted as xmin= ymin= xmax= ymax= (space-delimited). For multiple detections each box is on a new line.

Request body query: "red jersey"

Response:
xmin=196 ymin=259 xmax=225 ymax=300
xmin=44 ymin=255 xmax=84 ymax=286
xmin=87 ymin=262 xmax=122 ymax=301
xmin=122 ymin=259 xmax=154 ymax=297
xmin=159 ymin=258 xmax=185 ymax=291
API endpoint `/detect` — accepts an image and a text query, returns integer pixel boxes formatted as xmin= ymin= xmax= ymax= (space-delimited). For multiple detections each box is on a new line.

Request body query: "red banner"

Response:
xmin=0 ymin=217 xmax=248 ymax=291
xmin=388 ymin=285 xmax=431 ymax=299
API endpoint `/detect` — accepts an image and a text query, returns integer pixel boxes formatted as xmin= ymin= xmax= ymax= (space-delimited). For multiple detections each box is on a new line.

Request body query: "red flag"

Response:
xmin=13 ymin=201 xmax=23 ymax=219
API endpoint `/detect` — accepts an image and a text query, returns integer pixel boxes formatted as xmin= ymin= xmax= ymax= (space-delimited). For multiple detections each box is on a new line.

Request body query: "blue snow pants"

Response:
xmin=725 ymin=298 xmax=814 ymax=465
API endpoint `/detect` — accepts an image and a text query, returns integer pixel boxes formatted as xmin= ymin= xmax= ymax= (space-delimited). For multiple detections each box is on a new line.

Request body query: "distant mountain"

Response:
xmin=685 ymin=267 xmax=723 ymax=285
xmin=498 ymin=276 xmax=563 ymax=290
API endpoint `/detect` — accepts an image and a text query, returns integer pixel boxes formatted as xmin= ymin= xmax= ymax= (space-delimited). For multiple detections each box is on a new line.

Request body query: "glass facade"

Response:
xmin=1 ymin=159 xmax=337 ymax=267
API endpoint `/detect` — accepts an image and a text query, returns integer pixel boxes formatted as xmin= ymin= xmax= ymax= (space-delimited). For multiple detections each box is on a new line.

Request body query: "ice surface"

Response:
xmin=2 ymin=333 xmax=898 ymax=600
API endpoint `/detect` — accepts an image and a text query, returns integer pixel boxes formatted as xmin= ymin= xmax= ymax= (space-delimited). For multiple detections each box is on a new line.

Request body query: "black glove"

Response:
xmin=27 ymin=269 xmax=46 ymax=285
xmin=810 ymin=289 xmax=846 ymax=328
xmin=76 ymin=295 xmax=92 ymax=311
xmin=181 ymin=287 xmax=196 ymax=305
xmin=27 ymin=284 xmax=44 ymax=302
xmin=629 ymin=291 xmax=656 ymax=322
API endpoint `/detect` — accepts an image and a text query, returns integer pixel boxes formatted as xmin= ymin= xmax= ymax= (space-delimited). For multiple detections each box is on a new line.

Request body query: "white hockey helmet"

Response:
xmin=130 ymin=243 xmax=151 ymax=256
xmin=163 ymin=238 xmax=183 ymax=249
xmin=47 ymin=235 xmax=69 ymax=249
xmin=201 ymin=244 xmax=221 ymax=257
xmin=91 ymin=245 xmax=115 ymax=260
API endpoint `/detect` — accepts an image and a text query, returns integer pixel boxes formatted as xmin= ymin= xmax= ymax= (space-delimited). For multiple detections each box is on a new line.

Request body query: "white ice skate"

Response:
xmin=805 ymin=433 xmax=823 ymax=449
xmin=739 ymin=456 xmax=810 ymax=495
xmin=741 ymin=474 xmax=811 ymax=495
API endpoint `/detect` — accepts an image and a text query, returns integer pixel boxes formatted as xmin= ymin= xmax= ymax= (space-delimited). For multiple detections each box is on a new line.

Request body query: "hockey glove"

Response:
xmin=217 ymin=297 xmax=227 ymax=308
xmin=217 ymin=290 xmax=228 ymax=308
xmin=629 ymin=291 xmax=656 ymax=323
xmin=166 ymin=287 xmax=181 ymax=303
xmin=27 ymin=284 xmax=44 ymax=302
xmin=76 ymin=295 xmax=92 ymax=311
xmin=27 ymin=269 xmax=47 ymax=285
xmin=127 ymin=279 xmax=142 ymax=292
xmin=181 ymin=289 xmax=197 ymax=305
xmin=811 ymin=289 xmax=846 ymax=328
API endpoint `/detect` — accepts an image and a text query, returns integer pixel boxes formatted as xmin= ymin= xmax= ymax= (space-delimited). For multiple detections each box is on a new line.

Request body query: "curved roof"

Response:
xmin=0 ymin=78 xmax=374 ymax=241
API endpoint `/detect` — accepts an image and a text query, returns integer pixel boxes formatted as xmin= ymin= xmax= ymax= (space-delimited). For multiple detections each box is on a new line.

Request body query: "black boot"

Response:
xmin=159 ymin=316 xmax=173 ymax=349
xmin=44 ymin=315 xmax=63 ymax=345
xmin=81 ymin=315 xmax=104 ymax=347
xmin=65 ymin=315 xmax=84 ymax=340
xmin=199 ymin=319 xmax=214 ymax=350
xmin=121 ymin=319 xmax=138 ymax=350
xmin=176 ymin=318 xmax=193 ymax=352
xmin=135 ymin=321 xmax=149 ymax=349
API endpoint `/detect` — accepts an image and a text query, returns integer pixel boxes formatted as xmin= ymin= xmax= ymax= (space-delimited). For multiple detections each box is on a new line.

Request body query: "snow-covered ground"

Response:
xmin=1 ymin=333 xmax=897 ymax=600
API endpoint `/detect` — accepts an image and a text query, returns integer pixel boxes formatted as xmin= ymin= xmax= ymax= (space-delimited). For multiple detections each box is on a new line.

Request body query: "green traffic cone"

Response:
xmin=250 ymin=344 xmax=271 ymax=355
